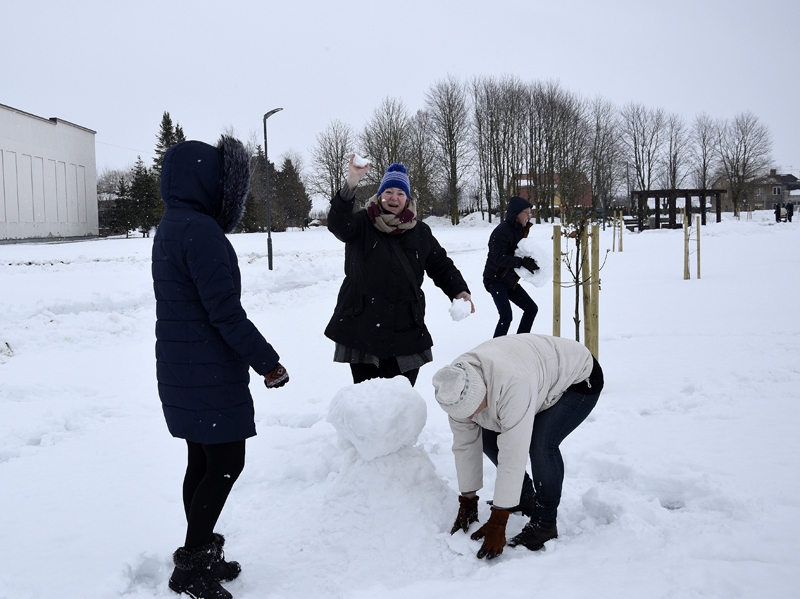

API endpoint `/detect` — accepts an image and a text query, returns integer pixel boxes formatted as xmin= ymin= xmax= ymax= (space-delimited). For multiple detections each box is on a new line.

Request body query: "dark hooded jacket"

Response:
xmin=324 ymin=190 xmax=470 ymax=358
xmin=152 ymin=137 xmax=280 ymax=444
xmin=482 ymin=196 xmax=533 ymax=288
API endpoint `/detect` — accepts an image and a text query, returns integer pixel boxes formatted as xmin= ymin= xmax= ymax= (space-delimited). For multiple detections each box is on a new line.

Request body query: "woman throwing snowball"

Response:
xmin=483 ymin=196 xmax=540 ymax=338
xmin=325 ymin=155 xmax=474 ymax=387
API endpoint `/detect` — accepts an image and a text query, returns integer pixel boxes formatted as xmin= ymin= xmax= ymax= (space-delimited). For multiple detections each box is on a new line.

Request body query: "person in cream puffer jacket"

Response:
xmin=432 ymin=334 xmax=603 ymax=559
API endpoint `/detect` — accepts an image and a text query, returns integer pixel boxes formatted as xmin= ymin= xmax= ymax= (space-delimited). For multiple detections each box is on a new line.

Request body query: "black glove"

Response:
xmin=450 ymin=494 xmax=479 ymax=535
xmin=471 ymin=508 xmax=509 ymax=560
xmin=520 ymin=256 xmax=539 ymax=273
xmin=264 ymin=363 xmax=289 ymax=388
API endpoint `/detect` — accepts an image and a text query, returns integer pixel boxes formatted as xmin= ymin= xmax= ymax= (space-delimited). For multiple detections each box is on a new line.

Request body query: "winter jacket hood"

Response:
xmin=160 ymin=136 xmax=251 ymax=233
xmin=505 ymin=196 xmax=533 ymax=224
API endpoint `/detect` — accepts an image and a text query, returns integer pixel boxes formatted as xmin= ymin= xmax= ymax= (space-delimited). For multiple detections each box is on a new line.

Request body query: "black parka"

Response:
xmin=324 ymin=191 xmax=470 ymax=358
xmin=152 ymin=139 xmax=280 ymax=444
xmin=482 ymin=196 xmax=533 ymax=288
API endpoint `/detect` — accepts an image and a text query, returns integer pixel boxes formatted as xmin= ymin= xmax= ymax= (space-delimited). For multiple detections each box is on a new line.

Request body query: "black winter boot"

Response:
xmin=209 ymin=533 xmax=241 ymax=582
xmin=508 ymin=521 xmax=558 ymax=551
xmin=169 ymin=540 xmax=232 ymax=599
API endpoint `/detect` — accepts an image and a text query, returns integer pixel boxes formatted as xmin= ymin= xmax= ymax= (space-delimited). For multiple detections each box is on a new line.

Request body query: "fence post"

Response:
xmin=683 ymin=208 xmax=690 ymax=280
xmin=590 ymin=224 xmax=600 ymax=358
xmin=696 ymin=215 xmax=701 ymax=280
xmin=618 ymin=211 xmax=623 ymax=252
xmin=553 ymin=225 xmax=561 ymax=337
xmin=612 ymin=210 xmax=617 ymax=252
xmin=581 ymin=227 xmax=591 ymax=349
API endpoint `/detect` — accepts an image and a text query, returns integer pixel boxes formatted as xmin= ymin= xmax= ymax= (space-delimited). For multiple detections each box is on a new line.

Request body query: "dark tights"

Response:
xmin=182 ymin=440 xmax=246 ymax=549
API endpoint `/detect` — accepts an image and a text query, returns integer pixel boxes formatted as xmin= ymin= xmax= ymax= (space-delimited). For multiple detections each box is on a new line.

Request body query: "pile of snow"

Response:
xmin=514 ymin=237 xmax=552 ymax=287
xmin=327 ymin=377 xmax=426 ymax=461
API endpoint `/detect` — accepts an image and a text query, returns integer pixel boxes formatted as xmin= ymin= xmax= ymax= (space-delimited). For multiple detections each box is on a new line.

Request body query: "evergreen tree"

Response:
xmin=111 ymin=178 xmax=135 ymax=237
xmin=129 ymin=157 xmax=162 ymax=237
xmin=153 ymin=112 xmax=185 ymax=174
xmin=239 ymin=146 xmax=268 ymax=233
xmin=274 ymin=157 xmax=312 ymax=231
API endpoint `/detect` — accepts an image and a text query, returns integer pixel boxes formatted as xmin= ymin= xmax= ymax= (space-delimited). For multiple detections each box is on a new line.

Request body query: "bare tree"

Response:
xmin=716 ymin=111 xmax=773 ymax=216
xmin=659 ymin=112 xmax=690 ymax=189
xmin=359 ymin=97 xmax=411 ymax=189
xmin=690 ymin=112 xmax=718 ymax=190
xmin=620 ymin=102 xmax=666 ymax=194
xmin=471 ymin=76 xmax=498 ymax=221
xmin=552 ymin=90 xmax=591 ymax=224
xmin=425 ymin=75 xmax=472 ymax=224
xmin=405 ymin=109 xmax=441 ymax=217
xmin=587 ymin=96 xmax=622 ymax=217
xmin=471 ymin=75 xmax=527 ymax=220
xmin=309 ymin=120 xmax=354 ymax=202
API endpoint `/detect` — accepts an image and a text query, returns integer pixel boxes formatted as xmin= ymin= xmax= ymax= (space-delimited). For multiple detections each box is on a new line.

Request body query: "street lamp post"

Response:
xmin=263 ymin=108 xmax=283 ymax=270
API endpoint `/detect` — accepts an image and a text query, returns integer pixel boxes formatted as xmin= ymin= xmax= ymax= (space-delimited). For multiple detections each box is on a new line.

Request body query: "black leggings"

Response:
xmin=350 ymin=360 xmax=419 ymax=387
xmin=182 ymin=440 xmax=246 ymax=549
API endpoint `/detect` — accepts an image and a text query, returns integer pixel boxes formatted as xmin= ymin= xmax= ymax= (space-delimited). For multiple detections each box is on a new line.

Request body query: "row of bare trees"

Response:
xmin=307 ymin=75 xmax=774 ymax=223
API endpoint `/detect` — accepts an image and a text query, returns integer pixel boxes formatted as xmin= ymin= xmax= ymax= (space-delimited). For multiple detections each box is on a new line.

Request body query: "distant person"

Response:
xmin=775 ymin=202 xmax=782 ymax=223
xmin=787 ymin=201 xmax=794 ymax=223
xmin=483 ymin=196 xmax=539 ymax=338
xmin=152 ymin=136 xmax=289 ymax=599
xmin=432 ymin=334 xmax=603 ymax=560
xmin=325 ymin=155 xmax=474 ymax=387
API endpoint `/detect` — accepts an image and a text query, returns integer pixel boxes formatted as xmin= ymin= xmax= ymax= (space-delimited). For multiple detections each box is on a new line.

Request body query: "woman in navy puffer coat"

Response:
xmin=152 ymin=136 xmax=288 ymax=599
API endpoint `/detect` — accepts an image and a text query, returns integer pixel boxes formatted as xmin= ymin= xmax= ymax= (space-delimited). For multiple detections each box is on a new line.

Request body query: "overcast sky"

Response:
xmin=4 ymin=0 xmax=798 ymax=182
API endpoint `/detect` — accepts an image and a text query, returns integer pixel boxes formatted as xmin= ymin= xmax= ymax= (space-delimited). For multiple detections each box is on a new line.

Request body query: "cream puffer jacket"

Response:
xmin=447 ymin=334 xmax=594 ymax=509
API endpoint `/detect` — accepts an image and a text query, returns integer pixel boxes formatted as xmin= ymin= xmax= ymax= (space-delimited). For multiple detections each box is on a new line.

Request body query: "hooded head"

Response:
xmin=431 ymin=361 xmax=487 ymax=420
xmin=505 ymin=196 xmax=533 ymax=224
xmin=160 ymin=135 xmax=251 ymax=233
xmin=377 ymin=163 xmax=412 ymax=199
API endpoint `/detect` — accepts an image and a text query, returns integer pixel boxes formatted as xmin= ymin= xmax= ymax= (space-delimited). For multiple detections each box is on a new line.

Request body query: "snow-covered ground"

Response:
xmin=1 ymin=211 xmax=799 ymax=599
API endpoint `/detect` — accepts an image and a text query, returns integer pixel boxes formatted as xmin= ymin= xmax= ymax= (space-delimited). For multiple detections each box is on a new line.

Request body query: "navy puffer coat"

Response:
xmin=482 ymin=196 xmax=533 ymax=288
xmin=152 ymin=137 xmax=280 ymax=444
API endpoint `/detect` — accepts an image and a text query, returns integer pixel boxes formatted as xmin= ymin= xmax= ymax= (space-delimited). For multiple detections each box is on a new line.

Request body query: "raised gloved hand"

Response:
xmin=450 ymin=494 xmax=479 ymax=535
xmin=264 ymin=363 xmax=289 ymax=388
xmin=520 ymin=256 xmax=539 ymax=273
xmin=470 ymin=508 xmax=509 ymax=560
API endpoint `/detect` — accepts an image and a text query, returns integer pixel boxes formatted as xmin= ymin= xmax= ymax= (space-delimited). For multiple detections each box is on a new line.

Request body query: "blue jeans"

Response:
xmin=484 ymin=279 xmax=538 ymax=338
xmin=481 ymin=389 xmax=600 ymax=524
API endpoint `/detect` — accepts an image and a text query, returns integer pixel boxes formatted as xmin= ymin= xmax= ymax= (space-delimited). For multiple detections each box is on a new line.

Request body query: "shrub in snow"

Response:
xmin=326 ymin=377 xmax=427 ymax=461
xmin=514 ymin=237 xmax=552 ymax=287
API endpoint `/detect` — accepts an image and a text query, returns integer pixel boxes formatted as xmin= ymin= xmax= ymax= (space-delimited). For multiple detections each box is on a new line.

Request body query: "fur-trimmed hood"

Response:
xmin=160 ymin=135 xmax=251 ymax=233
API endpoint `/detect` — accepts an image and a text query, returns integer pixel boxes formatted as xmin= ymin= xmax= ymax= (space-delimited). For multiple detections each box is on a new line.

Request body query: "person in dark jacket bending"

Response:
xmin=325 ymin=155 xmax=474 ymax=387
xmin=152 ymin=136 xmax=289 ymax=599
xmin=483 ymin=196 xmax=540 ymax=338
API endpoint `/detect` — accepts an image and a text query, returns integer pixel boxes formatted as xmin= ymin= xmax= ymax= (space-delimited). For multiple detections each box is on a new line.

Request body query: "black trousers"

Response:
xmin=182 ymin=439 xmax=246 ymax=549
xmin=350 ymin=360 xmax=419 ymax=387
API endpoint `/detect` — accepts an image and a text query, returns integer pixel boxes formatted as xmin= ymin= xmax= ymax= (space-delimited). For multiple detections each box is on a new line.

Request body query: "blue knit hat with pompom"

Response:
xmin=377 ymin=163 xmax=412 ymax=199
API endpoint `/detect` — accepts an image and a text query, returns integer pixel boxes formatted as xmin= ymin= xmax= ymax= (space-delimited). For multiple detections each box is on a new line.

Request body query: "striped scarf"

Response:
xmin=365 ymin=195 xmax=417 ymax=235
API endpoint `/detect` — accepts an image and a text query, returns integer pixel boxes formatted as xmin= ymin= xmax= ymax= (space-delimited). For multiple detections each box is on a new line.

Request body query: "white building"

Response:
xmin=0 ymin=103 xmax=97 ymax=240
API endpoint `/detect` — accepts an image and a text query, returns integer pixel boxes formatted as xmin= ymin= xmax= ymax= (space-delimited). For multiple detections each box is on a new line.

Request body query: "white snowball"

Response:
xmin=326 ymin=377 xmax=427 ymax=461
xmin=448 ymin=298 xmax=471 ymax=321
xmin=353 ymin=153 xmax=370 ymax=168
xmin=514 ymin=237 xmax=553 ymax=287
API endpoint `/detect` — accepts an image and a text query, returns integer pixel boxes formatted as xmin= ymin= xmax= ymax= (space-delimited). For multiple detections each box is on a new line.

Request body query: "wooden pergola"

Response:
xmin=630 ymin=189 xmax=728 ymax=230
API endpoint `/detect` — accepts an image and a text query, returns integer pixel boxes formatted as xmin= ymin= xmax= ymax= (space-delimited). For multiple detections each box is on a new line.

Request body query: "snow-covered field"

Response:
xmin=1 ymin=211 xmax=799 ymax=599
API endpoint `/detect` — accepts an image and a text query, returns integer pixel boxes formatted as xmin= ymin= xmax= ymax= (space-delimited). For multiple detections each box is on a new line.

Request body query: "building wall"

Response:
xmin=0 ymin=104 xmax=97 ymax=240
